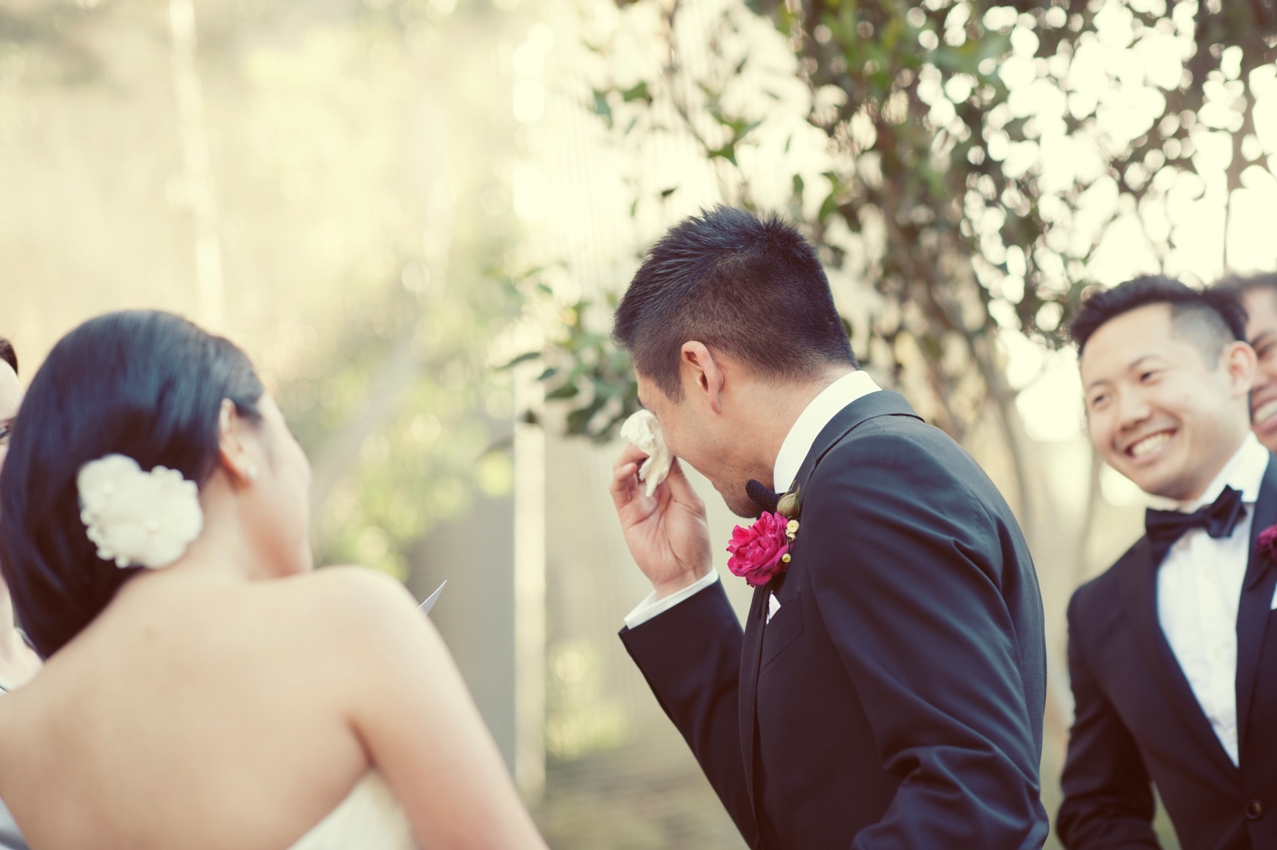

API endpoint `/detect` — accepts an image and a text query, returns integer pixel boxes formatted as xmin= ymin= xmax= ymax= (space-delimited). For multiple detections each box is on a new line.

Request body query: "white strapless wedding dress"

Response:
xmin=288 ymin=772 xmax=417 ymax=850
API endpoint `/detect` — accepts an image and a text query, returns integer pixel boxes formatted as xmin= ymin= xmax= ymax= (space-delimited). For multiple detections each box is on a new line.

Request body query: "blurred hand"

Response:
xmin=610 ymin=443 xmax=712 ymax=599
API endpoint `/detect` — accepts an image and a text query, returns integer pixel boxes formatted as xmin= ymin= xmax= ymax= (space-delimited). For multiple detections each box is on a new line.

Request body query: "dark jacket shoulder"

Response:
xmin=806 ymin=410 xmax=1019 ymax=532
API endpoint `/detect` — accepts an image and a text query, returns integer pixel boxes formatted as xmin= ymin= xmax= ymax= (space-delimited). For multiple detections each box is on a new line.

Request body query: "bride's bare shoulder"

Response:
xmin=288 ymin=565 xmax=416 ymax=606
xmin=264 ymin=567 xmax=429 ymax=650
xmin=274 ymin=564 xmax=415 ymax=614
xmin=250 ymin=567 xmax=445 ymax=702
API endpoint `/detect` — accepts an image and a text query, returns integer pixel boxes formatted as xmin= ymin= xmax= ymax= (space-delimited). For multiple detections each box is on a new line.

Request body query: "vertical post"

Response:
xmin=513 ymin=363 xmax=546 ymax=799
xmin=168 ymin=0 xmax=225 ymax=331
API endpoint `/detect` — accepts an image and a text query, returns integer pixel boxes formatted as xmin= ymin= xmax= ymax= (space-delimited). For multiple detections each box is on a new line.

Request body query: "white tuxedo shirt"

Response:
xmin=1155 ymin=432 xmax=1276 ymax=766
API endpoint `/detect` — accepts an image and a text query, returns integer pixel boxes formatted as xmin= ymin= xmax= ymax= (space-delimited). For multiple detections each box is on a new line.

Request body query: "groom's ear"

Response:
xmin=680 ymin=341 xmax=725 ymax=414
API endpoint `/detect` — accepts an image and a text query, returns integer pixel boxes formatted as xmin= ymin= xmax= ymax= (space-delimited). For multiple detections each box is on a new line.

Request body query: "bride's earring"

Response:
xmin=246 ymin=464 xmax=260 ymax=482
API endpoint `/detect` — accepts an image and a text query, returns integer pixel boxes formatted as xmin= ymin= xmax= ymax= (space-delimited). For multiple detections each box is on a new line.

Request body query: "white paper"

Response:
xmin=620 ymin=409 xmax=672 ymax=497
xmin=418 ymin=580 xmax=447 ymax=616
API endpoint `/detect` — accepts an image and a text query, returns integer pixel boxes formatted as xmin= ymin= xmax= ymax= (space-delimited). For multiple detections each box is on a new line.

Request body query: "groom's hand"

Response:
xmin=610 ymin=444 xmax=712 ymax=599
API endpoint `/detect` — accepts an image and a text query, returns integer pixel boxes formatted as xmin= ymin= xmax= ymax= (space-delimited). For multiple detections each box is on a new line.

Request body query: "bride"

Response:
xmin=0 ymin=311 xmax=549 ymax=849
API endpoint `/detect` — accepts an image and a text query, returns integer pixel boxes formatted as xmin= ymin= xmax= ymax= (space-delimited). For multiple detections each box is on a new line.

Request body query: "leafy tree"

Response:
xmin=527 ymin=0 xmax=1276 ymax=519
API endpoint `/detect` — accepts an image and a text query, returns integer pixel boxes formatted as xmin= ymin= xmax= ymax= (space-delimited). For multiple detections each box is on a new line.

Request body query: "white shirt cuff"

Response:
xmin=623 ymin=569 xmax=721 ymax=629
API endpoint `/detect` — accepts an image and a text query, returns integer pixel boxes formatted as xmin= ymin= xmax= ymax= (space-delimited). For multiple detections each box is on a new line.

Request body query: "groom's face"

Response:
xmin=635 ymin=373 xmax=760 ymax=518
xmin=1080 ymin=303 xmax=1251 ymax=502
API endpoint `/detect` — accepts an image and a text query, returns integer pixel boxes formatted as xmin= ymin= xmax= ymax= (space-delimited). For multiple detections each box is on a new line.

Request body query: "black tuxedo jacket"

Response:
xmin=1059 ymin=455 xmax=1277 ymax=850
xmin=620 ymin=390 xmax=1049 ymax=849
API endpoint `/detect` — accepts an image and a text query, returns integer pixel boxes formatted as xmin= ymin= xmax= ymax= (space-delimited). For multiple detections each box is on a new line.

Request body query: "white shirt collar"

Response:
xmin=1174 ymin=432 xmax=1270 ymax=511
xmin=772 ymin=371 xmax=881 ymax=494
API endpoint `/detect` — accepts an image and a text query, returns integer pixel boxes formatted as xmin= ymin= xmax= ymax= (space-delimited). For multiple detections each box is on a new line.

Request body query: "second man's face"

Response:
xmin=1080 ymin=303 xmax=1253 ymax=502
xmin=1242 ymin=287 xmax=1277 ymax=452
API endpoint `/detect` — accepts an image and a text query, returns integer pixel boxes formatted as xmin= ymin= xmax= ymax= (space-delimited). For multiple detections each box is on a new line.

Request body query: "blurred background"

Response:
xmin=1 ymin=0 xmax=1275 ymax=846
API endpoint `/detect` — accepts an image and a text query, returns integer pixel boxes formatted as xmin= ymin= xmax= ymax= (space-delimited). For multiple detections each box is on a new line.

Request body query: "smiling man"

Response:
xmin=1059 ymin=276 xmax=1277 ymax=850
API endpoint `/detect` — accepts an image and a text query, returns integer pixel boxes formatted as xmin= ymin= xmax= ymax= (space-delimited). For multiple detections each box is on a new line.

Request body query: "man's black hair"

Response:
xmin=1210 ymin=272 xmax=1277 ymax=310
xmin=613 ymin=206 xmax=857 ymax=400
xmin=0 ymin=337 xmax=16 ymax=376
xmin=1069 ymin=275 xmax=1246 ymax=365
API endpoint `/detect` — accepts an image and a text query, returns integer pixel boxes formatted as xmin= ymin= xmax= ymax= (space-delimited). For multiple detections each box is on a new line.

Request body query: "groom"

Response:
xmin=609 ymin=207 xmax=1049 ymax=848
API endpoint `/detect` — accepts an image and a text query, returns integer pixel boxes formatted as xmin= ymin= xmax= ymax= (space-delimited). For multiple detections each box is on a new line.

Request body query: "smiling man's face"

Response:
xmin=1242 ymin=286 xmax=1277 ymax=450
xmin=1081 ymin=302 xmax=1253 ymax=501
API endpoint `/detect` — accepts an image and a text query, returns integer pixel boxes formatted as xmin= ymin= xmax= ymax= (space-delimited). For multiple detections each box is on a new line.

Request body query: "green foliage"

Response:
xmin=278 ymin=269 xmax=521 ymax=579
xmin=546 ymin=312 xmax=640 ymax=440
xmin=503 ymin=275 xmax=641 ymax=442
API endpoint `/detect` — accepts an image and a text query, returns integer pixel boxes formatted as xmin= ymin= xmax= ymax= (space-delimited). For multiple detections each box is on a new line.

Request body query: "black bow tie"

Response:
xmin=1145 ymin=485 xmax=1247 ymax=565
xmin=746 ymin=480 xmax=780 ymax=515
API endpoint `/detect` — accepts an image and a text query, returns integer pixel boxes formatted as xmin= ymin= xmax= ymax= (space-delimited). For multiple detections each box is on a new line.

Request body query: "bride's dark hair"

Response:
xmin=0 ymin=311 xmax=264 ymax=657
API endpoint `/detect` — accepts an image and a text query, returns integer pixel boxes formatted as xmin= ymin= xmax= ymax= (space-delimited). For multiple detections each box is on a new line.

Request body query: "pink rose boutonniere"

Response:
xmin=1258 ymin=523 xmax=1277 ymax=560
xmin=727 ymin=496 xmax=801 ymax=588
xmin=727 ymin=512 xmax=790 ymax=587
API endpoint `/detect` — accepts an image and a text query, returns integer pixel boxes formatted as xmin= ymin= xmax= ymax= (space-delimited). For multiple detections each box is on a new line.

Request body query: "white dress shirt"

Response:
xmin=1156 ymin=432 xmax=1274 ymax=766
xmin=624 ymin=371 xmax=881 ymax=629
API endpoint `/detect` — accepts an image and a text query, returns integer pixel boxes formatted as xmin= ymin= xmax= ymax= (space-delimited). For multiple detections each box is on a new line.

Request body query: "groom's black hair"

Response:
xmin=613 ymin=206 xmax=857 ymax=400
xmin=1069 ymin=275 xmax=1246 ymax=366
xmin=0 ymin=311 xmax=264 ymax=657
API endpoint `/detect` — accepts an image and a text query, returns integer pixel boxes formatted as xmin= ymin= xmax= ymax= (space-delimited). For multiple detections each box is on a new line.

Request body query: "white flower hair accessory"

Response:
xmin=77 ymin=454 xmax=203 ymax=569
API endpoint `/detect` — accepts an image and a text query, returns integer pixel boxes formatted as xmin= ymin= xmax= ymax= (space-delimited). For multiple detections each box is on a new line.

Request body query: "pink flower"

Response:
xmin=1259 ymin=523 xmax=1277 ymax=559
xmin=727 ymin=511 xmax=791 ymax=587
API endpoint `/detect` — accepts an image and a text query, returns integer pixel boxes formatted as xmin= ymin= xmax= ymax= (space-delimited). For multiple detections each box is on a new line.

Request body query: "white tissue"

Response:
xmin=620 ymin=409 xmax=672 ymax=497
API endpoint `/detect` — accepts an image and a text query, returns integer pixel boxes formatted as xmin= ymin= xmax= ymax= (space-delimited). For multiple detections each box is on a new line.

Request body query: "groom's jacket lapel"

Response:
xmin=738 ymin=583 xmax=768 ymax=814
xmin=738 ymin=389 xmax=921 ymax=816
